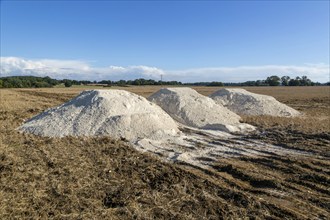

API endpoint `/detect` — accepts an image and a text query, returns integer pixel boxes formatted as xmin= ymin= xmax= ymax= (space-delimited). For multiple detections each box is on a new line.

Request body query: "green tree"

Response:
xmin=34 ymin=81 xmax=51 ymax=88
xmin=289 ymin=78 xmax=301 ymax=86
xmin=301 ymin=76 xmax=312 ymax=86
xmin=64 ymin=80 xmax=73 ymax=87
xmin=117 ymin=80 xmax=126 ymax=86
xmin=266 ymin=75 xmax=281 ymax=86
xmin=281 ymin=76 xmax=290 ymax=86
xmin=207 ymin=81 xmax=224 ymax=86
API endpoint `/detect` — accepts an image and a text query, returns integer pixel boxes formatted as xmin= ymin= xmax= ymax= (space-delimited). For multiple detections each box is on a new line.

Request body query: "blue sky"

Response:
xmin=1 ymin=1 xmax=329 ymax=82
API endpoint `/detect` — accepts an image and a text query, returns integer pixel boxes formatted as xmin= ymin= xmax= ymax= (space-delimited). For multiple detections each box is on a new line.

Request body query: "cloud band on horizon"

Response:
xmin=1 ymin=57 xmax=329 ymax=83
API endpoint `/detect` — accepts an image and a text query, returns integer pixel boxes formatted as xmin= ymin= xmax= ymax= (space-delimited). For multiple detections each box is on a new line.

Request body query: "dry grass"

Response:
xmin=0 ymin=86 xmax=329 ymax=219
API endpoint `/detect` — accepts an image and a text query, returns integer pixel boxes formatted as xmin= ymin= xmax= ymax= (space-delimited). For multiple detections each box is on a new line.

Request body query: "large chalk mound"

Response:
xmin=148 ymin=88 xmax=255 ymax=133
xmin=19 ymin=90 xmax=179 ymax=140
xmin=210 ymin=88 xmax=301 ymax=117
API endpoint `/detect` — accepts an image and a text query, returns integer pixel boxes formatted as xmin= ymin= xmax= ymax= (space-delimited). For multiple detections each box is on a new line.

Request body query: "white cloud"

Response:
xmin=0 ymin=57 xmax=165 ymax=81
xmin=166 ymin=64 xmax=330 ymax=83
xmin=0 ymin=57 xmax=329 ymax=82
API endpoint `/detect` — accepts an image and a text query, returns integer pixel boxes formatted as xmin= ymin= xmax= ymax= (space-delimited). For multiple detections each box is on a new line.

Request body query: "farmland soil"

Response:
xmin=0 ymin=86 xmax=329 ymax=219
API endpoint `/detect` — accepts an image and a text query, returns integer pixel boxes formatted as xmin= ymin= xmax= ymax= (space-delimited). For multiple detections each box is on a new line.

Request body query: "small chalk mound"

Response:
xmin=210 ymin=88 xmax=301 ymax=117
xmin=148 ymin=87 xmax=254 ymax=133
xmin=18 ymin=90 xmax=179 ymax=140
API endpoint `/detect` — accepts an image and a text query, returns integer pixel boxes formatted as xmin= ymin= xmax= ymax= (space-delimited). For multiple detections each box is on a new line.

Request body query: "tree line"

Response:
xmin=0 ymin=76 xmax=59 ymax=88
xmin=264 ymin=75 xmax=317 ymax=86
xmin=0 ymin=75 xmax=328 ymax=88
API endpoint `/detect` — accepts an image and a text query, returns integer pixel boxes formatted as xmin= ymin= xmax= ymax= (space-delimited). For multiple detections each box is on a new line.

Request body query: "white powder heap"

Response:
xmin=148 ymin=87 xmax=255 ymax=133
xmin=210 ymin=88 xmax=301 ymax=117
xmin=19 ymin=90 xmax=179 ymax=140
xmin=18 ymin=88 xmax=308 ymax=170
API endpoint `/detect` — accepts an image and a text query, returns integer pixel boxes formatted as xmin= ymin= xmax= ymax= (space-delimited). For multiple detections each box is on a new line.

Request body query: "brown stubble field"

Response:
xmin=0 ymin=86 xmax=329 ymax=219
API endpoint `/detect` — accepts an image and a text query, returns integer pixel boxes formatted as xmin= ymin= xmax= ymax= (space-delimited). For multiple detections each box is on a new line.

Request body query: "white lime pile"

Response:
xmin=18 ymin=90 xmax=179 ymax=140
xmin=210 ymin=88 xmax=301 ymax=117
xmin=148 ymin=87 xmax=255 ymax=133
xmin=18 ymin=88 xmax=306 ymax=170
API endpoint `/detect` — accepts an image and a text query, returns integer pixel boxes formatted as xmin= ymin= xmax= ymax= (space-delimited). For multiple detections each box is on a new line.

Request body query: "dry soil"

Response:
xmin=0 ymin=86 xmax=329 ymax=219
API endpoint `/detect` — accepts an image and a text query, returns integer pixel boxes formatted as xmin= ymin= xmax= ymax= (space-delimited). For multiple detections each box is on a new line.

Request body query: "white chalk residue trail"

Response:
xmin=210 ymin=88 xmax=301 ymax=117
xmin=133 ymin=125 xmax=309 ymax=168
